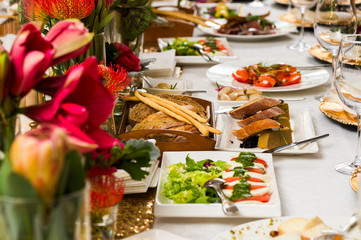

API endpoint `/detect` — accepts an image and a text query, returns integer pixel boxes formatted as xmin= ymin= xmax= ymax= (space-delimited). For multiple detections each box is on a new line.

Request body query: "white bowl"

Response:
xmin=142 ymin=77 xmax=186 ymax=95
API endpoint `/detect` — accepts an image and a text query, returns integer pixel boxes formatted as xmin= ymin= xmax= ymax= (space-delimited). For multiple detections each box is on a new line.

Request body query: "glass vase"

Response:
xmin=0 ymin=188 xmax=90 ymax=240
xmin=0 ymin=116 xmax=17 ymax=160
xmin=90 ymin=204 xmax=119 ymax=240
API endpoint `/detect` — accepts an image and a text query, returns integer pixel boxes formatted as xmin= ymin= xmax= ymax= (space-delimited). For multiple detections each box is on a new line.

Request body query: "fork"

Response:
xmin=190 ymin=44 xmax=220 ymax=63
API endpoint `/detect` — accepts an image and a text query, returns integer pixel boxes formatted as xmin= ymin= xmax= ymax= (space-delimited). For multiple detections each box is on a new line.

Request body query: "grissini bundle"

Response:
xmin=137 ymin=91 xmax=222 ymax=135
xmin=139 ymin=91 xmax=208 ymax=123
xmin=134 ymin=91 xmax=221 ymax=136
xmin=151 ymin=9 xmax=220 ymax=28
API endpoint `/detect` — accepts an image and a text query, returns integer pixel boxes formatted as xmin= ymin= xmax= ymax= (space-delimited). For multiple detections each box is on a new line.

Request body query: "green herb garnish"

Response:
xmin=235 ymin=152 xmax=256 ymax=168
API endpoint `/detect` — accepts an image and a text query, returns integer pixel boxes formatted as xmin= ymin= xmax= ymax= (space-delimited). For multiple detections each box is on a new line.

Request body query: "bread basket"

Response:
xmin=117 ymin=96 xmax=216 ymax=157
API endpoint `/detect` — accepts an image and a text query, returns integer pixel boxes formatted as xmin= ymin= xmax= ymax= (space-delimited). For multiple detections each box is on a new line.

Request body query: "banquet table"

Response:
xmin=144 ymin=0 xmax=359 ymax=239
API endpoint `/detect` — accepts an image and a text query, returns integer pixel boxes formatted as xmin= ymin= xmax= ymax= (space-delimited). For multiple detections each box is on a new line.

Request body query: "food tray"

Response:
xmin=117 ymin=97 xmax=217 ymax=157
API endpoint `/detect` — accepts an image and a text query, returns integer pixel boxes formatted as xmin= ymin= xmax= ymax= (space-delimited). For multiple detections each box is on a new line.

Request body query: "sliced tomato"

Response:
xmin=225 ymin=168 xmax=232 ymax=172
xmin=223 ymin=185 xmax=265 ymax=190
xmin=254 ymin=74 xmax=276 ymax=88
xmin=230 ymin=157 xmax=237 ymax=161
xmin=247 ymin=64 xmax=259 ymax=81
xmin=224 ymin=177 xmax=242 ymax=182
xmin=254 ymin=158 xmax=268 ymax=168
xmin=233 ymin=193 xmax=271 ymax=203
xmin=286 ymin=72 xmax=301 ymax=85
xmin=232 ymin=68 xmax=252 ymax=84
xmin=246 ymin=167 xmax=265 ymax=174
xmin=247 ymin=177 xmax=263 ymax=182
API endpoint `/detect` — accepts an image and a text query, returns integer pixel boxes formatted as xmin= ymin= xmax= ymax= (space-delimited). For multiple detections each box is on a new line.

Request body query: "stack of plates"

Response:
xmin=114 ymin=160 xmax=160 ymax=194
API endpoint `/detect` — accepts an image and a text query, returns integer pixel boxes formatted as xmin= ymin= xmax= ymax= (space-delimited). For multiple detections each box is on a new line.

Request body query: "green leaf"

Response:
xmin=6 ymin=172 xmax=39 ymax=199
xmin=118 ymin=7 xmax=151 ymax=42
xmin=126 ymin=0 xmax=149 ymax=7
xmin=99 ymin=12 xmax=115 ymax=32
xmin=56 ymin=151 xmax=85 ymax=196
xmin=114 ymin=139 xmax=160 ymax=180
xmin=0 ymin=159 xmax=12 ymax=195
xmin=93 ymin=15 xmax=100 ymax=34
xmin=235 ymin=152 xmax=256 ymax=168
xmin=96 ymin=0 xmax=103 ymax=16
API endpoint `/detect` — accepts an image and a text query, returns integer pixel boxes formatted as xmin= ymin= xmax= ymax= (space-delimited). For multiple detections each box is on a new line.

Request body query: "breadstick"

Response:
xmin=134 ymin=91 xmax=209 ymax=136
xmin=204 ymin=125 xmax=222 ymax=135
xmin=152 ymin=9 xmax=211 ymax=28
xmin=139 ymin=91 xmax=208 ymax=123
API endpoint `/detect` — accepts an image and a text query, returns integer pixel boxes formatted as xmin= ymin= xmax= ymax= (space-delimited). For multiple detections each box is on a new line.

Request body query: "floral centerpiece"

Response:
xmin=0 ymin=19 xmax=159 ymax=239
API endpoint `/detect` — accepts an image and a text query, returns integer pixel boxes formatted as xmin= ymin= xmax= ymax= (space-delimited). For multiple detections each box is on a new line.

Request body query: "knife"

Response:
xmin=262 ymin=133 xmax=329 ymax=153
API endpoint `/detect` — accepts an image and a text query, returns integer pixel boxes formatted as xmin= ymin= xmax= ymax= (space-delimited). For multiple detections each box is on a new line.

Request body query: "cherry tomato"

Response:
xmin=287 ymin=72 xmax=301 ymax=85
xmin=253 ymin=74 xmax=276 ymax=88
xmin=232 ymin=68 xmax=252 ymax=84
xmin=247 ymin=65 xmax=259 ymax=81
xmin=275 ymin=71 xmax=291 ymax=86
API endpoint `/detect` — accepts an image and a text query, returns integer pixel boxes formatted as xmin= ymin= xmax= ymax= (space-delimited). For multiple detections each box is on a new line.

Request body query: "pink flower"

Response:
xmin=45 ymin=20 xmax=93 ymax=65
xmin=25 ymin=57 xmax=118 ymax=152
xmin=9 ymin=23 xmax=54 ymax=97
xmin=113 ymin=43 xmax=141 ymax=72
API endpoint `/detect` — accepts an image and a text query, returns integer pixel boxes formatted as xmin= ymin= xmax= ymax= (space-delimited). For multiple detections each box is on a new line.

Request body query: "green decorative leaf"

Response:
xmin=0 ymin=159 xmax=12 ymax=195
xmin=99 ymin=12 xmax=114 ymax=32
xmin=118 ymin=7 xmax=151 ymax=42
xmin=6 ymin=172 xmax=39 ymax=199
xmin=96 ymin=0 xmax=103 ymax=16
xmin=56 ymin=151 xmax=85 ymax=196
xmin=114 ymin=139 xmax=160 ymax=180
xmin=126 ymin=0 xmax=149 ymax=7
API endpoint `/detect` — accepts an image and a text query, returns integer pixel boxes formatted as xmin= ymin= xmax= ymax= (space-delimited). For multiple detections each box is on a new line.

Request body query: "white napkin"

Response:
xmin=140 ymin=49 xmax=176 ymax=78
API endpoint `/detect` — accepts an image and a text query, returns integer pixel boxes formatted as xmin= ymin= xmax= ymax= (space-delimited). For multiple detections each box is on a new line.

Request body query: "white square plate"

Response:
xmin=215 ymin=107 xmax=318 ymax=154
xmin=123 ymin=229 xmax=190 ymax=240
xmin=158 ymin=37 xmax=238 ymax=64
xmin=155 ymin=151 xmax=281 ymax=218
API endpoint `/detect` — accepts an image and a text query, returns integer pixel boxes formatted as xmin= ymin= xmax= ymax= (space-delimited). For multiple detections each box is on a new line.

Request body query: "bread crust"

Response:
xmin=237 ymin=106 xmax=284 ymax=127
xmin=230 ymin=97 xmax=282 ymax=119
xmin=231 ymin=119 xmax=281 ymax=140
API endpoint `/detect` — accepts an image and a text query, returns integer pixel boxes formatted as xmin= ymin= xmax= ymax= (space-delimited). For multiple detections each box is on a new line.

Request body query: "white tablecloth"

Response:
xmin=152 ymin=1 xmax=358 ymax=239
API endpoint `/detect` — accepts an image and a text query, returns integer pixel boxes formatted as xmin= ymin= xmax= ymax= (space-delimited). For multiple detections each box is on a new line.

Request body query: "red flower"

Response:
xmin=25 ymin=57 xmax=118 ymax=152
xmin=19 ymin=0 xmax=49 ymax=21
xmin=98 ymin=63 xmax=132 ymax=98
xmin=113 ymin=43 xmax=141 ymax=72
xmin=90 ymin=175 xmax=125 ymax=209
xmin=41 ymin=0 xmax=95 ymax=20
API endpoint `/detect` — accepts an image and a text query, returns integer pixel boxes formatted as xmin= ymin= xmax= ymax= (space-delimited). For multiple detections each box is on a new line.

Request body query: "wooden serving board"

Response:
xmin=117 ymin=96 xmax=217 ymax=158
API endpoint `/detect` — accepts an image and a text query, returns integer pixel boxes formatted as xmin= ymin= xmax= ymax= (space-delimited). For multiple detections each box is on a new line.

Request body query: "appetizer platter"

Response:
xmin=197 ymin=14 xmax=294 ymax=40
xmin=215 ymin=97 xmax=319 ymax=154
xmin=195 ymin=2 xmax=242 ymax=19
xmin=280 ymin=9 xmax=314 ymax=28
xmin=207 ymin=61 xmax=329 ymax=92
xmin=319 ymin=90 xmax=357 ymax=126
xmin=158 ymin=37 xmax=237 ymax=64
xmin=308 ymin=45 xmax=333 ymax=64
xmin=212 ymin=216 xmax=348 ymax=240
xmin=155 ymin=151 xmax=281 ymax=218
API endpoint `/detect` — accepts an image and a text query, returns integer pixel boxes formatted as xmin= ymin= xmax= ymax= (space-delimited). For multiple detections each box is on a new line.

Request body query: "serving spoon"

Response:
xmin=191 ymin=44 xmax=220 ymax=63
xmin=203 ymin=178 xmax=238 ymax=215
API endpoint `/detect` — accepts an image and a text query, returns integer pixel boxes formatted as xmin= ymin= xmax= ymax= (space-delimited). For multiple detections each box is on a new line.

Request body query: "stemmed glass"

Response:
xmin=288 ymin=0 xmax=318 ymax=52
xmin=314 ymin=0 xmax=357 ymax=100
xmin=333 ymin=34 xmax=361 ymax=174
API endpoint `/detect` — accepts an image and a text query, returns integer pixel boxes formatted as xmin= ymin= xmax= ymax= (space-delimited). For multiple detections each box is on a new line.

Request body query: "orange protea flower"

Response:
xmin=90 ymin=175 xmax=125 ymax=209
xmin=98 ymin=63 xmax=132 ymax=98
xmin=42 ymin=0 xmax=95 ymax=20
xmin=19 ymin=0 xmax=48 ymax=21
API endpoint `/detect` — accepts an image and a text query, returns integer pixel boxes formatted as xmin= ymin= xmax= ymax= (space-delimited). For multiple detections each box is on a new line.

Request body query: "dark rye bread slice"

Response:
xmin=237 ymin=106 xmax=284 ymax=127
xmin=232 ymin=119 xmax=281 ymax=140
xmin=129 ymin=94 xmax=208 ymax=127
xmin=230 ymin=97 xmax=282 ymax=119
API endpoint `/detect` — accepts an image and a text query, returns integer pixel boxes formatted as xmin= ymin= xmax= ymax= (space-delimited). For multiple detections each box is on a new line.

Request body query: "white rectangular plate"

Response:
xmin=158 ymin=37 xmax=237 ymax=64
xmin=215 ymin=107 xmax=318 ymax=154
xmin=155 ymin=151 xmax=281 ymax=218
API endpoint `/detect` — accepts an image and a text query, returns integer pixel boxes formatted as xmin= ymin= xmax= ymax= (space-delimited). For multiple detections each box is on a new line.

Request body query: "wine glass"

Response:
xmin=333 ymin=34 xmax=361 ymax=174
xmin=288 ymin=0 xmax=318 ymax=52
xmin=313 ymin=0 xmax=358 ymax=100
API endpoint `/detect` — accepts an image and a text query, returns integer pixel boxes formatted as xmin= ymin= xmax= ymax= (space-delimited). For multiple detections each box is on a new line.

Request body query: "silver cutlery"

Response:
xmin=295 ymin=64 xmax=331 ymax=70
xmin=311 ymin=213 xmax=358 ymax=240
xmin=203 ymin=178 xmax=238 ymax=215
xmin=262 ymin=133 xmax=329 ymax=153
xmin=190 ymin=44 xmax=220 ymax=63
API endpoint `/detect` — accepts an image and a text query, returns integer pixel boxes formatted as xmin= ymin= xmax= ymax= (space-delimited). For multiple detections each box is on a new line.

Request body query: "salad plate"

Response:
xmin=197 ymin=19 xmax=295 ymax=41
xmin=154 ymin=151 xmax=281 ymax=218
xmin=215 ymin=107 xmax=319 ymax=154
xmin=212 ymin=216 xmax=348 ymax=240
xmin=158 ymin=37 xmax=237 ymax=64
xmin=206 ymin=61 xmax=329 ymax=92
xmin=195 ymin=3 xmax=243 ymax=19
